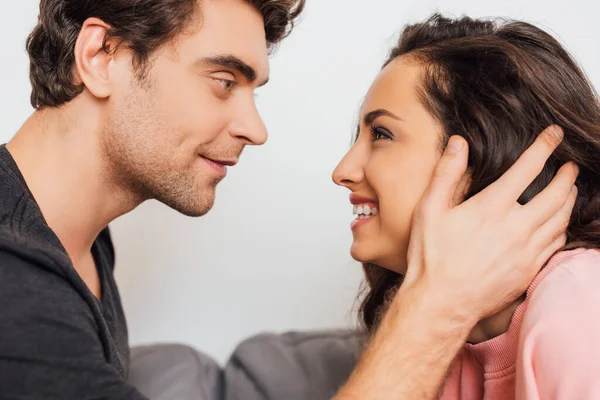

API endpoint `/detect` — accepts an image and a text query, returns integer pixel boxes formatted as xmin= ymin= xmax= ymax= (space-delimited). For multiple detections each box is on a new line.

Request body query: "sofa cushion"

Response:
xmin=224 ymin=330 xmax=363 ymax=400
xmin=129 ymin=343 xmax=222 ymax=400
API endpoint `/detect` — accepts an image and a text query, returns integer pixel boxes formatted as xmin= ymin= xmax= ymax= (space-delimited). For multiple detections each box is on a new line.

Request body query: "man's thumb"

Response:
xmin=425 ymin=135 xmax=469 ymax=209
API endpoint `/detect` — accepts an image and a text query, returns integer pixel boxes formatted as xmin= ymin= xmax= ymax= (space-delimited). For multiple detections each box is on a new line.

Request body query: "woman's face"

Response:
xmin=333 ymin=57 xmax=444 ymax=274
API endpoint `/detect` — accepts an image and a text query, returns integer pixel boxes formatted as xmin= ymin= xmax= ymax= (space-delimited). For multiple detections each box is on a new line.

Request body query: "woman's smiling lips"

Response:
xmin=350 ymin=193 xmax=379 ymax=230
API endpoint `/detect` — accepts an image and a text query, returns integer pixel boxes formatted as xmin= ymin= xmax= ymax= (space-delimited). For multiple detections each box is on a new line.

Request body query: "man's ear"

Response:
xmin=73 ymin=18 xmax=119 ymax=99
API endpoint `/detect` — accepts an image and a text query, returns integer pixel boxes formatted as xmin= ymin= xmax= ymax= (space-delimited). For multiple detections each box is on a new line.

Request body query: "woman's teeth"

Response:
xmin=352 ymin=204 xmax=379 ymax=219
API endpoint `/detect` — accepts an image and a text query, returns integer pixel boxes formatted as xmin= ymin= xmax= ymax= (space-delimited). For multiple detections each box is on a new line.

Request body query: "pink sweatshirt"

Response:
xmin=439 ymin=248 xmax=600 ymax=400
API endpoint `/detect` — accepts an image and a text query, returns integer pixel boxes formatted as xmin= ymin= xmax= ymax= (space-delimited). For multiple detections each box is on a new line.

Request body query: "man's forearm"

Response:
xmin=335 ymin=282 xmax=475 ymax=400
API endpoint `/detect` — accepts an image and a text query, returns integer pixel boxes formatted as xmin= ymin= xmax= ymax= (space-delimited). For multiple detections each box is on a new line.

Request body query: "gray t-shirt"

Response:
xmin=0 ymin=144 xmax=147 ymax=399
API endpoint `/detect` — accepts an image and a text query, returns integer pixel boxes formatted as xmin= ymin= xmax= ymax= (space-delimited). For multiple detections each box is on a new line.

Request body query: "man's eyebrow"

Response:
xmin=196 ymin=55 xmax=269 ymax=87
xmin=363 ymin=109 xmax=402 ymax=126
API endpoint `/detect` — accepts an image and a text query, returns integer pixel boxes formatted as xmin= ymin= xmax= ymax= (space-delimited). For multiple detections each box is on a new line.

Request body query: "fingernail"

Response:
xmin=549 ymin=125 xmax=564 ymax=140
xmin=572 ymin=185 xmax=578 ymax=195
xmin=447 ymin=136 xmax=464 ymax=153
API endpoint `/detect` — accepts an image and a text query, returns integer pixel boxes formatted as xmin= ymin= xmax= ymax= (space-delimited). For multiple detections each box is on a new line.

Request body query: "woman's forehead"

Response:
xmin=360 ymin=58 xmax=423 ymax=120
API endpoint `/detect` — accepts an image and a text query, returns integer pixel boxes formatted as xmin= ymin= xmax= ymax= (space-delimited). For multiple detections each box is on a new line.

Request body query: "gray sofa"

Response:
xmin=129 ymin=330 xmax=363 ymax=400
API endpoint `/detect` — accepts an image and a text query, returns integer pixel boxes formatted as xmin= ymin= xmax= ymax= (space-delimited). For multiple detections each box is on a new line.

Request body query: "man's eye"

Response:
xmin=216 ymin=79 xmax=236 ymax=92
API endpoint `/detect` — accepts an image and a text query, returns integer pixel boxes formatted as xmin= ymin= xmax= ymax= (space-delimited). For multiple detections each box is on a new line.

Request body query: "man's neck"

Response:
xmin=6 ymin=103 xmax=141 ymax=267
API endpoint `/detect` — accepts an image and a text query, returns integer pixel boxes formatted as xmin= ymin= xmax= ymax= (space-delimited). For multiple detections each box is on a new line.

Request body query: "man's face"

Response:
xmin=103 ymin=0 xmax=270 ymax=216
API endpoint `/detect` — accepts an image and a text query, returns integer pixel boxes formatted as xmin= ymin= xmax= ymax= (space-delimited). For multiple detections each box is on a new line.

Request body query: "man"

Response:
xmin=0 ymin=0 xmax=577 ymax=399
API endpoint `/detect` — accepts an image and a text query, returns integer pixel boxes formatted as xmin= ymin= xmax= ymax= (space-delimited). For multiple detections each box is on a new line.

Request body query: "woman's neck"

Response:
xmin=467 ymin=297 xmax=525 ymax=344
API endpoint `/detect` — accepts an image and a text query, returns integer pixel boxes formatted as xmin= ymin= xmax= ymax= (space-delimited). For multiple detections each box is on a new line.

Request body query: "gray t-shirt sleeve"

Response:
xmin=0 ymin=250 xmax=148 ymax=400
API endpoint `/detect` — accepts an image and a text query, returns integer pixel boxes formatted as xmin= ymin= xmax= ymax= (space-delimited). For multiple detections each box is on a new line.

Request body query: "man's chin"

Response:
xmin=174 ymin=198 xmax=215 ymax=217
xmin=175 ymin=205 xmax=213 ymax=217
xmin=157 ymin=190 xmax=216 ymax=217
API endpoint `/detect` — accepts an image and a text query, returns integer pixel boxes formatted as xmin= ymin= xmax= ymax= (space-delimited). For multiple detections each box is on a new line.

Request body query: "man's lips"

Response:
xmin=200 ymin=156 xmax=236 ymax=177
xmin=201 ymin=156 xmax=238 ymax=166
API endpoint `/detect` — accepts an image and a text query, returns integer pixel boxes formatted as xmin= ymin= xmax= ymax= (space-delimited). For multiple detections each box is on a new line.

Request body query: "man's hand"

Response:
xmin=403 ymin=125 xmax=578 ymax=323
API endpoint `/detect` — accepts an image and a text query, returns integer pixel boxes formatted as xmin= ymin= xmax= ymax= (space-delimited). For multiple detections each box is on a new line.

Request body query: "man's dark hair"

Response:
xmin=26 ymin=0 xmax=305 ymax=109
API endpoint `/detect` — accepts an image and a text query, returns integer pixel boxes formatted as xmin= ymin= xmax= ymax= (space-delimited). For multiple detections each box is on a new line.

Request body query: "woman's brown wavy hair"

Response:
xmin=360 ymin=14 xmax=600 ymax=332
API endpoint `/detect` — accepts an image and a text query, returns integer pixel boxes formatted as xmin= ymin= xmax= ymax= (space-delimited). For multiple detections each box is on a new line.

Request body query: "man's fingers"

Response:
xmin=422 ymin=135 xmax=469 ymax=211
xmin=523 ymin=161 xmax=579 ymax=228
xmin=533 ymin=232 xmax=568 ymax=273
xmin=451 ymin=173 xmax=472 ymax=207
xmin=478 ymin=125 xmax=564 ymax=209
xmin=528 ymin=183 xmax=576 ymax=261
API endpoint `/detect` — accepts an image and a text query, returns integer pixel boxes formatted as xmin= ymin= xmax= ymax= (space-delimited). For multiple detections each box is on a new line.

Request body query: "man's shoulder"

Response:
xmin=0 ymin=151 xmax=73 ymax=274
xmin=0 ymin=230 xmax=76 ymax=300
xmin=0 ymin=226 xmax=71 ymax=277
xmin=0 ymin=154 xmax=28 ymax=228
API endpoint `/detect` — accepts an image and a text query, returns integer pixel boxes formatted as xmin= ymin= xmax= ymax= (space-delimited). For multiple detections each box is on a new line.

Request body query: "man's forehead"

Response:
xmin=192 ymin=0 xmax=268 ymax=54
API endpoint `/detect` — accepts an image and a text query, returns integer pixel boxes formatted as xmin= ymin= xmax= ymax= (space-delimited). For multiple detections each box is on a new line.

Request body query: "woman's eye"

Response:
xmin=370 ymin=126 xmax=393 ymax=141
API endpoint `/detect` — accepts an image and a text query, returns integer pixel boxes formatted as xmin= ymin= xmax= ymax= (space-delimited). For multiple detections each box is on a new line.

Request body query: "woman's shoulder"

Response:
xmin=517 ymin=248 xmax=600 ymax=396
xmin=523 ymin=248 xmax=600 ymax=329
xmin=528 ymin=247 xmax=600 ymax=296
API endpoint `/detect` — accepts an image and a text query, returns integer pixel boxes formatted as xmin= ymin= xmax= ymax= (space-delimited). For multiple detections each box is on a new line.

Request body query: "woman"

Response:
xmin=333 ymin=14 xmax=600 ymax=399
